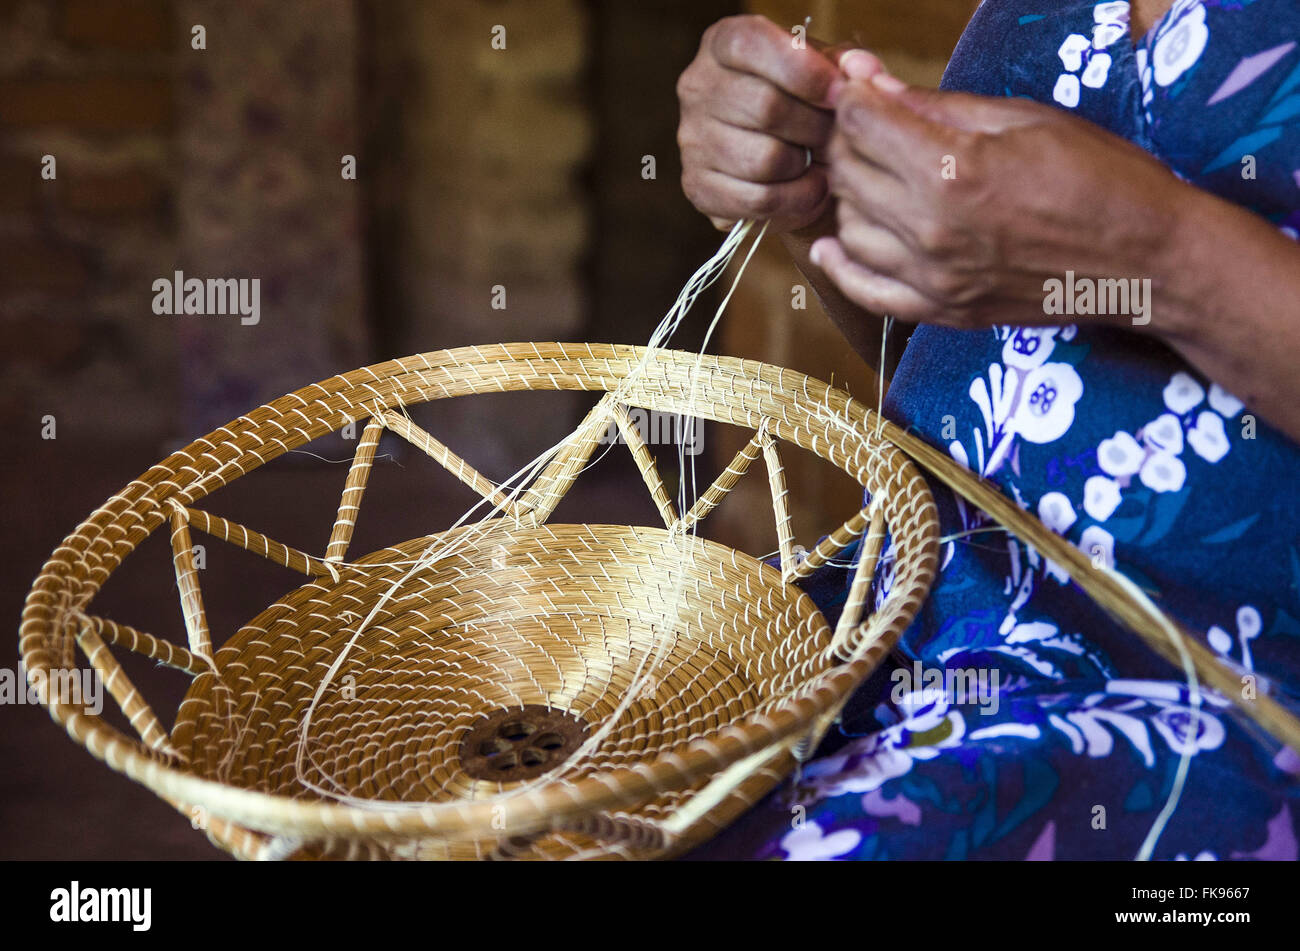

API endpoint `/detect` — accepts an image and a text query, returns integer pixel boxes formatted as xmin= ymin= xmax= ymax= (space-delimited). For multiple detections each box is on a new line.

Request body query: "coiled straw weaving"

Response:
xmin=20 ymin=343 xmax=946 ymax=860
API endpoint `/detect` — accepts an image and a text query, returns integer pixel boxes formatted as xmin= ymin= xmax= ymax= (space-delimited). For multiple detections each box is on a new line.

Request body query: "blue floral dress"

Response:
xmin=690 ymin=0 xmax=1300 ymax=861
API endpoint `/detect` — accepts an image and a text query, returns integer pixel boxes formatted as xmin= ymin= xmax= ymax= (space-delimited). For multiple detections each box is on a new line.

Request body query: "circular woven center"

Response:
xmin=459 ymin=705 xmax=588 ymax=781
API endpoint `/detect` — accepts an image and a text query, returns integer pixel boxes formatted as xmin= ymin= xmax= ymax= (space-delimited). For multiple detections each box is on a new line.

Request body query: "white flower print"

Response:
xmin=1093 ymin=21 xmax=1127 ymax=49
xmin=1049 ymin=681 xmax=1228 ymax=766
xmin=1238 ymin=605 xmax=1262 ymax=668
xmin=1139 ymin=451 xmax=1186 ymax=492
xmin=954 ymin=330 xmax=1087 ymax=608
xmin=1054 ymin=73 xmax=1082 ymax=108
xmin=1152 ymin=701 xmax=1226 ymax=755
xmin=1163 ymin=371 xmax=1205 ymax=414
xmin=1000 ymin=621 xmax=1090 ymax=666
xmin=1208 ymin=605 xmax=1263 ymax=671
xmin=1238 ymin=606 xmax=1262 ymax=639
xmin=1208 ymin=625 xmax=1233 ymax=654
xmin=799 ymin=692 xmax=965 ymax=799
xmin=1059 ymin=33 xmax=1091 ymax=72
xmin=1187 ymin=410 xmax=1230 ymax=462
xmin=1082 ymin=52 xmax=1113 ymax=88
xmin=780 ymin=822 xmax=861 ymax=861
xmin=1038 ymin=491 xmax=1078 ymax=533
xmin=1002 ymin=326 xmax=1057 ymax=369
xmin=1097 ymin=430 xmax=1145 ymax=477
xmin=1143 ymin=412 xmax=1185 ymax=455
xmin=1015 ymin=363 xmax=1084 ymax=443
xmin=1080 ymin=524 xmax=1116 ymax=569
xmin=1152 ymin=2 xmax=1208 ymax=87
xmin=1092 ymin=371 xmax=1235 ymax=509
xmin=1093 ymin=1 xmax=1130 ymax=25
xmin=1083 ymin=474 xmax=1123 ymax=521
xmin=1054 ymin=13 xmax=1124 ymax=107
xmin=960 ymin=336 xmax=1083 ymax=483
xmin=1005 ymin=620 xmax=1060 ymax=644
xmin=1207 ymin=382 xmax=1244 ymax=418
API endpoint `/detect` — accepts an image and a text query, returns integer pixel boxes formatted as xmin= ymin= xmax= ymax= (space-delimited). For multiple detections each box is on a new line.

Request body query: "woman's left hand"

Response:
xmin=811 ymin=71 xmax=1189 ymax=331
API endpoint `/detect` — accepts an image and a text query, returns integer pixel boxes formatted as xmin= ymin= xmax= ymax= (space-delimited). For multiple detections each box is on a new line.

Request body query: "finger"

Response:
xmin=822 ymin=48 xmax=887 ymax=108
xmin=684 ymin=121 xmax=813 ymax=183
xmin=685 ymin=166 xmax=829 ymax=228
xmin=810 ymin=236 xmax=938 ymax=320
xmin=837 ymin=49 xmax=886 ymax=81
xmin=836 ymin=206 xmax=913 ymax=278
xmin=827 ymin=130 xmax=910 ymax=208
xmin=826 ymin=131 xmax=914 ymax=243
xmin=710 ymin=15 xmax=842 ymax=107
xmin=835 ymin=76 xmax=954 ymax=179
xmin=707 ymin=71 xmax=835 ymax=147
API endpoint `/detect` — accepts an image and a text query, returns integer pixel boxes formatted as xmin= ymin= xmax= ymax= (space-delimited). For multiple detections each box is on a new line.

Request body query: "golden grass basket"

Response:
xmin=20 ymin=343 xmax=945 ymax=860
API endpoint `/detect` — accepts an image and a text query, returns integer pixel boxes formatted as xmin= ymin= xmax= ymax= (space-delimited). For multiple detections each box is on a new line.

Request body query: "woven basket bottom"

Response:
xmin=171 ymin=522 xmax=834 ymax=859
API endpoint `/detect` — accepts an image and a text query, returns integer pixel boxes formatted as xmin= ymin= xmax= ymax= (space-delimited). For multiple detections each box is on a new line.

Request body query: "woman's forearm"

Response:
xmin=1155 ymin=183 xmax=1300 ymax=444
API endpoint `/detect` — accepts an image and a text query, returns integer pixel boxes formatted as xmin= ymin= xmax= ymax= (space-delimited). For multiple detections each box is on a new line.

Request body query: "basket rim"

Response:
xmin=19 ymin=342 xmax=940 ymax=843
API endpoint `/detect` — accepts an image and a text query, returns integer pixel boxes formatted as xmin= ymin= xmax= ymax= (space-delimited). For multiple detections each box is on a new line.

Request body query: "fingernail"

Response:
xmin=871 ymin=71 xmax=906 ymax=94
xmin=809 ymin=238 xmax=829 ymax=268
xmin=839 ymin=49 xmax=880 ymax=80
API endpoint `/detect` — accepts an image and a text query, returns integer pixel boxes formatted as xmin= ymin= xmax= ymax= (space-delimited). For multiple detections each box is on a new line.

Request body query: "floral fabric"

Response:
xmin=690 ymin=0 xmax=1300 ymax=861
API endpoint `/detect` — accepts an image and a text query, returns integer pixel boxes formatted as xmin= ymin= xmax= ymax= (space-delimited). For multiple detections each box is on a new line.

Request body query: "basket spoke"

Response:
xmin=759 ymin=427 xmax=797 ymax=582
xmin=81 ymin=614 xmax=208 ymax=676
xmin=789 ymin=504 xmax=873 ymax=581
xmin=831 ymin=500 xmax=888 ymax=657
xmin=516 ymin=394 xmax=615 ymax=526
xmin=674 ymin=427 xmax=766 ymax=535
xmin=74 ymin=616 xmax=182 ymax=759
xmin=183 ymin=506 xmax=343 ymax=580
xmin=611 ymin=404 xmax=678 ymax=529
xmin=167 ymin=501 xmax=213 ymax=659
xmin=377 ymin=409 xmax=528 ymax=519
xmin=325 ymin=416 xmax=384 ymax=563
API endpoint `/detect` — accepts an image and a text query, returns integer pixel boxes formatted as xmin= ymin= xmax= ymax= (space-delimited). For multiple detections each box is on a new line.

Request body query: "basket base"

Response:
xmin=170 ymin=522 xmax=834 ymax=859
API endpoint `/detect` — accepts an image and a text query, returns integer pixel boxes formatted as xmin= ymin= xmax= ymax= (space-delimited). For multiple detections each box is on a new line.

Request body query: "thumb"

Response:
xmin=807 ymin=41 xmax=887 ymax=106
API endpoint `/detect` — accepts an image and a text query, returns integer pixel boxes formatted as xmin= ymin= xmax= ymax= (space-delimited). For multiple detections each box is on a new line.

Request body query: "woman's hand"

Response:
xmin=812 ymin=69 xmax=1300 ymax=445
xmin=811 ymin=73 xmax=1189 ymax=329
xmin=676 ymin=15 xmax=882 ymax=233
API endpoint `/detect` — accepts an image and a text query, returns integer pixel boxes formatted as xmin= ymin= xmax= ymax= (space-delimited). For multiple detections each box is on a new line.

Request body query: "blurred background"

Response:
xmin=1 ymin=0 xmax=974 ymax=858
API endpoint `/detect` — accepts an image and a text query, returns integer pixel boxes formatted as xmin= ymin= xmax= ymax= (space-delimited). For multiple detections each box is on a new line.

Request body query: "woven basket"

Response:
xmin=20 ymin=343 xmax=943 ymax=860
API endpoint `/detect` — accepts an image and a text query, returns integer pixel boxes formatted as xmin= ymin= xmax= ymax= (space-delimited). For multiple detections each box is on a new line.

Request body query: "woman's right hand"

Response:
xmin=676 ymin=15 xmax=879 ymax=233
